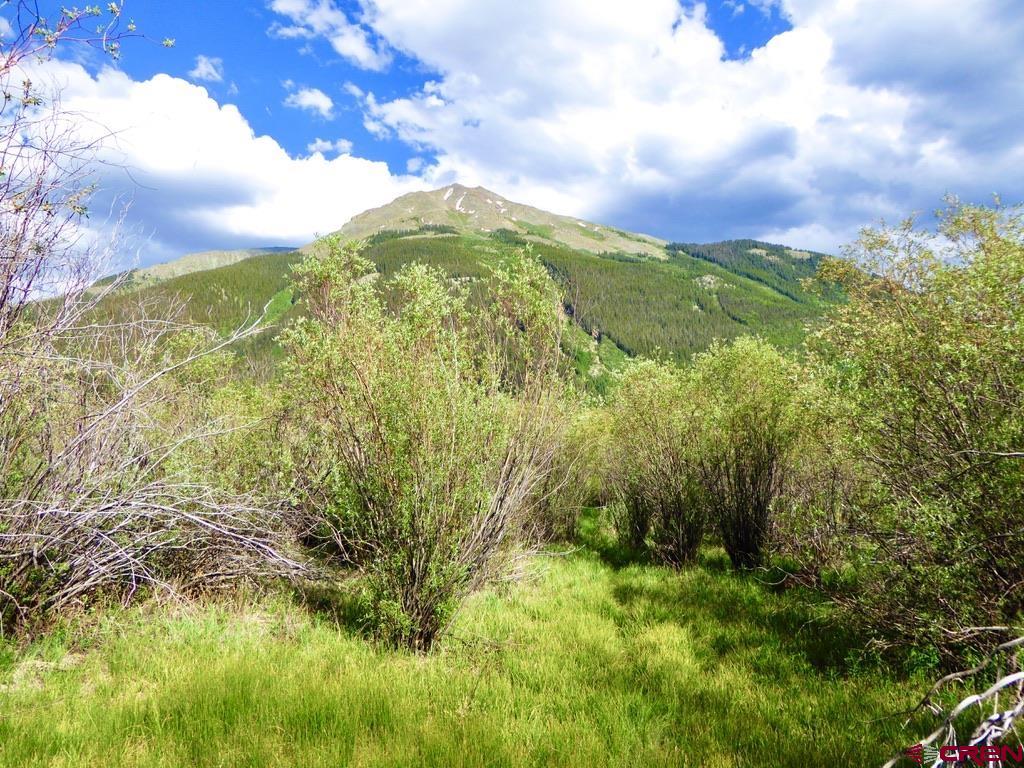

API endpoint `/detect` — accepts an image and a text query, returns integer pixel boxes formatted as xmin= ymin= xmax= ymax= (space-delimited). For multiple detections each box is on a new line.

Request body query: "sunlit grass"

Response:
xmin=0 ymin=522 xmax=928 ymax=767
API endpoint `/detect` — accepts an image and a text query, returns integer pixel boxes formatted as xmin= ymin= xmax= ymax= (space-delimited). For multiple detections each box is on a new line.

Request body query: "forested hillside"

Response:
xmin=93 ymin=230 xmax=831 ymax=376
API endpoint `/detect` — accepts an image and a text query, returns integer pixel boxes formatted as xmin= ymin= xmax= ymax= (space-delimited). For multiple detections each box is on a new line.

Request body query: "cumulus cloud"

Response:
xmin=20 ymin=0 xmax=1024 ymax=263
xmin=307 ymin=137 xmax=354 ymax=155
xmin=283 ymin=86 xmax=334 ymax=119
xmin=188 ymin=54 xmax=224 ymax=83
xmin=328 ymin=0 xmax=1024 ymax=250
xmin=33 ymin=61 xmax=424 ymax=263
xmin=268 ymin=0 xmax=390 ymax=71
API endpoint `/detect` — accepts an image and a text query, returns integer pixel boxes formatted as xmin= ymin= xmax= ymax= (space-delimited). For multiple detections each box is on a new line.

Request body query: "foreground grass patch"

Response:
xmin=0 ymin=552 xmax=926 ymax=767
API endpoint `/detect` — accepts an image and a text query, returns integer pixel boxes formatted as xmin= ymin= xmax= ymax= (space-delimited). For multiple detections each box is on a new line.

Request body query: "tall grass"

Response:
xmin=0 ymin=513 xmax=928 ymax=767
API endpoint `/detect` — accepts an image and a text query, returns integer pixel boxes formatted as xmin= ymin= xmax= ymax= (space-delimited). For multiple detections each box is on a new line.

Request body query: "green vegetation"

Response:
xmin=0 ymin=519 xmax=929 ymax=768
xmin=668 ymin=239 xmax=827 ymax=303
xmin=87 ymin=227 xmax=833 ymax=376
xmin=688 ymin=338 xmax=807 ymax=570
xmin=605 ymin=339 xmax=809 ymax=571
xmin=128 ymin=247 xmax=297 ymax=287
xmin=90 ymin=231 xmax=828 ymax=382
xmin=800 ymin=204 xmax=1024 ymax=663
xmin=606 ymin=358 xmax=707 ymax=562
xmin=537 ymin=240 xmax=823 ymax=358
xmin=364 ymin=224 xmax=460 ymax=246
xmin=281 ymin=239 xmax=567 ymax=650
xmin=14 ymin=11 xmax=1024 ymax=768
xmin=3 ymin=72 xmax=1021 ymax=762
xmin=518 ymin=220 xmax=555 ymax=240
xmin=94 ymin=249 xmax=303 ymax=335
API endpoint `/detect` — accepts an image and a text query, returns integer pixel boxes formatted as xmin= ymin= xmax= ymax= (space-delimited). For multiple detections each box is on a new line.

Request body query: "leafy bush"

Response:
xmin=283 ymin=237 xmax=567 ymax=651
xmin=808 ymin=201 xmax=1024 ymax=661
xmin=607 ymin=359 xmax=707 ymax=565
xmin=768 ymin=379 xmax=861 ymax=584
xmin=689 ymin=337 xmax=805 ymax=570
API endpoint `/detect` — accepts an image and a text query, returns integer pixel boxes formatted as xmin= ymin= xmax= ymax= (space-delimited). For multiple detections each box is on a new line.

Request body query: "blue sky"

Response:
xmin=14 ymin=0 xmax=1024 ymax=264
xmin=102 ymin=2 xmax=426 ymax=171
xmin=107 ymin=1 xmax=792 ymax=173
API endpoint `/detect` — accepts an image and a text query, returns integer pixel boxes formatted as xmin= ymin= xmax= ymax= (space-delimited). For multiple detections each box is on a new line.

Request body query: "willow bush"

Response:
xmin=808 ymin=201 xmax=1024 ymax=662
xmin=606 ymin=359 xmax=707 ymax=566
xmin=283 ymin=237 xmax=568 ymax=651
xmin=689 ymin=337 xmax=806 ymax=570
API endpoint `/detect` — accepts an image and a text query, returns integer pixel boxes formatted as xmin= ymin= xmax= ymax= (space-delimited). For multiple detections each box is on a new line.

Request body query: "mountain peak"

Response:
xmin=332 ymin=185 xmax=666 ymax=258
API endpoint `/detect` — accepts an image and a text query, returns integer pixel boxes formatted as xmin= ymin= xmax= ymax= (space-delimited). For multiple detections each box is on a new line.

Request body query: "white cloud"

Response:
xmin=0 ymin=16 xmax=14 ymax=38
xmin=724 ymin=1 xmax=746 ymax=18
xmin=747 ymin=0 xmax=784 ymax=15
xmin=284 ymin=86 xmax=334 ymax=119
xmin=188 ymin=54 xmax=224 ymax=83
xmin=307 ymin=137 xmax=354 ymax=155
xmin=329 ymin=0 xmax=1024 ymax=249
xmin=31 ymin=61 xmax=424 ymax=262
xmin=269 ymin=0 xmax=390 ymax=71
xmin=14 ymin=0 xmax=1021 ymax=265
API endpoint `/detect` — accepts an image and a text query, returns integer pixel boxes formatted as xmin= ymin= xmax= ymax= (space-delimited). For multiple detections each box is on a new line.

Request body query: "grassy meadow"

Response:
xmin=0 ymin=512 xmax=928 ymax=768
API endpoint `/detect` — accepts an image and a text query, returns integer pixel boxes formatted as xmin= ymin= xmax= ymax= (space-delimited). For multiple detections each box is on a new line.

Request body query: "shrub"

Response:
xmin=768 ymin=371 xmax=862 ymax=585
xmin=283 ymin=237 xmax=566 ymax=651
xmin=607 ymin=359 xmax=707 ymax=566
xmin=690 ymin=337 xmax=805 ymax=570
xmin=525 ymin=401 xmax=596 ymax=542
xmin=809 ymin=201 xmax=1024 ymax=661
xmin=0 ymin=322 xmax=298 ymax=636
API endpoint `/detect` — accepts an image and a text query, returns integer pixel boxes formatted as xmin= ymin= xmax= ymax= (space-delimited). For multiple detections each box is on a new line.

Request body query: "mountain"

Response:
xmin=325 ymin=184 xmax=667 ymax=259
xmin=94 ymin=186 xmax=833 ymax=387
xmin=115 ymin=247 xmax=296 ymax=288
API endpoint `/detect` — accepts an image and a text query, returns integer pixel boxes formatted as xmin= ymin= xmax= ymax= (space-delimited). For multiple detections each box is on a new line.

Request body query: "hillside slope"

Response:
xmin=328 ymin=184 xmax=667 ymax=259
xmin=98 ymin=188 xmax=832 ymax=381
xmin=98 ymin=247 xmax=297 ymax=291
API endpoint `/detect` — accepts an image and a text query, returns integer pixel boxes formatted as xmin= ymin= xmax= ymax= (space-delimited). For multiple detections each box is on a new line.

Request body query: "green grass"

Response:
xmin=519 ymin=221 xmax=555 ymax=240
xmin=0 ymin=514 xmax=928 ymax=767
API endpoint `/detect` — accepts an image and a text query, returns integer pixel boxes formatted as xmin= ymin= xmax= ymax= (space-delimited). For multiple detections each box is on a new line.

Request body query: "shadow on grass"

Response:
xmin=292 ymin=578 xmax=367 ymax=636
xmin=573 ymin=509 xmax=875 ymax=675
xmin=608 ymin=561 xmax=876 ymax=677
xmin=575 ymin=507 xmax=653 ymax=569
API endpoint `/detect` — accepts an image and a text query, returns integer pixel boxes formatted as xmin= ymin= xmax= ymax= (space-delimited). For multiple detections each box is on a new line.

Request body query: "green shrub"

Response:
xmin=809 ymin=201 xmax=1024 ymax=661
xmin=689 ymin=337 xmax=806 ymax=570
xmin=283 ymin=237 xmax=567 ymax=651
xmin=607 ymin=359 xmax=707 ymax=566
